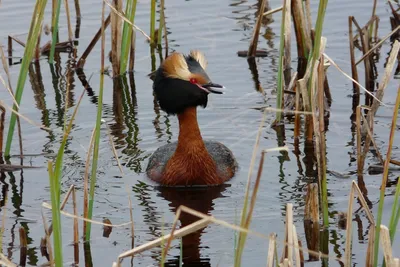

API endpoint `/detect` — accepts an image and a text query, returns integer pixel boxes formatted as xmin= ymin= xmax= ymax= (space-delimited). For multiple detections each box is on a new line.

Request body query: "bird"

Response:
xmin=146 ymin=50 xmax=237 ymax=186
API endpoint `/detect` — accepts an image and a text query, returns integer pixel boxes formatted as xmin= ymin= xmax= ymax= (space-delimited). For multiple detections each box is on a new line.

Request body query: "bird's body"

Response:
xmin=146 ymin=51 xmax=237 ymax=186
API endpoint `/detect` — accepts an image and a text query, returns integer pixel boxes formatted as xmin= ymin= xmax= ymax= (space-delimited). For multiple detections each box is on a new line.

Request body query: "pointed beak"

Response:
xmin=201 ymin=83 xmax=225 ymax=94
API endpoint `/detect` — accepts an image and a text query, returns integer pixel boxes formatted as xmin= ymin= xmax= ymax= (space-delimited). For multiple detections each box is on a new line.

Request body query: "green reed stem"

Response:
xmin=373 ymin=89 xmax=400 ymax=267
xmin=49 ymin=0 xmax=62 ymax=64
xmin=48 ymin=161 xmax=63 ymax=267
xmin=4 ymin=0 xmax=47 ymax=157
xmin=389 ymin=176 xmax=400 ymax=242
xmin=150 ymin=0 xmax=156 ymax=45
xmin=275 ymin=0 xmax=287 ymax=123
xmin=85 ymin=1 xmax=106 ymax=240
xmin=120 ymin=0 xmax=137 ymax=73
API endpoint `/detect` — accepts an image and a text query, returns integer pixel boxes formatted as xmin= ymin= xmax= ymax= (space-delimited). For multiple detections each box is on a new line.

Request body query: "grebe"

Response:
xmin=146 ymin=50 xmax=237 ymax=186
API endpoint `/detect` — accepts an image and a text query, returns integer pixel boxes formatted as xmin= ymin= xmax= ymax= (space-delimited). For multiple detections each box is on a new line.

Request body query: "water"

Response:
xmin=0 ymin=0 xmax=399 ymax=266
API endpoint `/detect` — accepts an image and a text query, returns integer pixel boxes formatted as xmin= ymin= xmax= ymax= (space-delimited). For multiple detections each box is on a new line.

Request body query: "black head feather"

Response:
xmin=152 ymin=53 xmax=210 ymax=115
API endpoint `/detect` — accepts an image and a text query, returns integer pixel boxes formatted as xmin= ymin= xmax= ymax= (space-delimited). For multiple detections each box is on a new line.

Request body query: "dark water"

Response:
xmin=0 ymin=0 xmax=399 ymax=266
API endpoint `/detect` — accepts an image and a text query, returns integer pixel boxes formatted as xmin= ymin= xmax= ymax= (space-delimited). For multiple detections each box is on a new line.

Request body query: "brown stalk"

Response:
xmin=294 ymin=88 xmax=300 ymax=139
xmin=74 ymin=0 xmax=81 ymax=18
xmin=356 ymin=106 xmax=362 ymax=176
xmin=77 ymin=14 xmax=111 ymax=69
xmin=19 ymin=227 xmax=27 ymax=266
xmin=283 ymin=0 xmax=291 ymax=87
xmin=8 ymin=36 xmax=25 ymax=48
xmin=247 ymin=0 xmax=268 ymax=57
xmin=344 ymin=182 xmax=355 ymax=267
xmin=266 ymin=233 xmax=277 ymax=267
xmin=348 ymin=16 xmax=360 ymax=95
xmin=0 ymin=99 xmax=4 ymax=154
xmin=360 ymin=113 xmax=384 ymax=165
xmin=41 ymin=209 xmax=54 ymax=266
xmin=291 ymin=0 xmax=310 ymax=78
xmin=128 ymin=29 xmax=136 ymax=72
xmin=304 ymin=183 xmax=319 ymax=261
xmin=160 ymin=0 xmax=168 ymax=59
xmin=64 ymin=0 xmax=73 ymax=42
xmin=366 ymin=225 xmax=375 ymax=267
xmin=110 ymin=0 xmax=122 ymax=76
xmin=263 ymin=6 xmax=283 ymax=17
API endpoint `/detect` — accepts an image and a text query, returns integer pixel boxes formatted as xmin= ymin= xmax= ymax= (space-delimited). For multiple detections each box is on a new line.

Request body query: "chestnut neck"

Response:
xmin=176 ymin=107 xmax=206 ymax=153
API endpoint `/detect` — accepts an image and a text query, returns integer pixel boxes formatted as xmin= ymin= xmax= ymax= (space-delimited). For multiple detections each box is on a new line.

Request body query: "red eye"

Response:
xmin=190 ymin=78 xmax=198 ymax=84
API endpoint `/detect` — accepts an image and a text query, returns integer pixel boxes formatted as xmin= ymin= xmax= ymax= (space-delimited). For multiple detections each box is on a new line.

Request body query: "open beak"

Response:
xmin=201 ymin=83 xmax=225 ymax=94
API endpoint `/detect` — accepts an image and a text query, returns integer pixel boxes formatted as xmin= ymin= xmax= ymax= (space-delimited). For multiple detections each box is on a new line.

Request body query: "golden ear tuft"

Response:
xmin=162 ymin=53 xmax=191 ymax=80
xmin=189 ymin=50 xmax=208 ymax=70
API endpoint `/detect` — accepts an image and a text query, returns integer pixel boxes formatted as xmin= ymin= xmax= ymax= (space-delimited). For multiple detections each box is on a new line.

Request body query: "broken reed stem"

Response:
xmin=283 ymin=0 xmax=291 ymax=87
xmin=111 ymin=0 xmax=122 ymax=76
xmin=304 ymin=183 xmax=319 ymax=261
xmin=266 ymin=233 xmax=277 ymax=267
xmin=373 ymin=88 xmax=400 ymax=267
xmin=380 ymin=225 xmax=394 ymax=267
xmin=77 ymin=14 xmax=111 ymax=69
xmin=348 ymin=16 xmax=360 ymax=95
xmin=150 ymin=0 xmax=156 ymax=44
xmin=356 ymin=106 xmax=362 ymax=176
xmin=248 ymin=0 xmax=268 ymax=57
xmin=294 ymin=89 xmax=300 ymax=138
xmin=49 ymin=0 xmax=61 ymax=63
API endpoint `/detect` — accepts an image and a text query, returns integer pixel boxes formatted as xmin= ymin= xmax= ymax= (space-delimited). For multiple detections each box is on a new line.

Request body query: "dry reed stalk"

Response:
xmin=291 ymin=0 xmax=311 ymax=78
xmin=267 ymin=233 xmax=277 ymax=267
xmin=360 ymin=40 xmax=400 ymax=172
xmin=348 ymin=16 xmax=360 ymax=95
xmin=113 ymin=204 xmax=340 ymax=266
xmin=0 ymin=100 xmax=4 ymax=153
xmin=294 ymin=89 xmax=300 ymax=139
xmin=343 ymin=181 xmax=376 ymax=267
xmin=77 ymin=14 xmax=111 ymax=69
xmin=82 ymin=126 xmax=96 ymax=239
xmin=304 ymin=183 xmax=319 ymax=261
xmin=103 ymin=0 xmax=151 ymax=41
xmin=63 ymin=0 xmax=73 ymax=42
xmin=128 ymin=31 xmax=136 ymax=71
xmin=0 ymin=100 xmax=50 ymax=131
xmin=283 ymin=0 xmax=291 ymax=87
xmin=356 ymin=105 xmax=362 ymax=176
xmin=0 ymin=253 xmax=17 ymax=267
xmin=356 ymin=25 xmax=400 ymax=66
xmin=74 ymin=0 xmax=81 ymax=18
xmin=292 ymin=225 xmax=302 ymax=267
xmin=110 ymin=0 xmax=122 ymax=76
xmin=380 ymin=225 xmax=394 ymax=266
xmin=247 ymin=0 xmax=268 ymax=57
xmin=286 ymin=204 xmax=294 ymax=265
xmin=263 ymin=6 xmax=283 ymax=17
xmin=19 ymin=227 xmax=27 ymax=266
xmin=366 ymin=225 xmax=375 ymax=267
xmin=360 ymin=111 xmax=384 ymax=165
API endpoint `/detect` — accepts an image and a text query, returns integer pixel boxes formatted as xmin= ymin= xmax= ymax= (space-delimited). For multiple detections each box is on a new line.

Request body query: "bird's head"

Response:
xmin=152 ymin=50 xmax=224 ymax=115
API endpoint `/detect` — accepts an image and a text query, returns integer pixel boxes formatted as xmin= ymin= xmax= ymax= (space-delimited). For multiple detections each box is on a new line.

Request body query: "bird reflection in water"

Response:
xmin=155 ymin=184 xmax=228 ymax=266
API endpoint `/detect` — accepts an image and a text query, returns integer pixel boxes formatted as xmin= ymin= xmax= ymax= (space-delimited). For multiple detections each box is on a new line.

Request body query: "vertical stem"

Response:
xmin=373 ymin=88 xmax=400 ymax=267
xmin=150 ymin=0 xmax=156 ymax=45
xmin=49 ymin=0 xmax=62 ymax=63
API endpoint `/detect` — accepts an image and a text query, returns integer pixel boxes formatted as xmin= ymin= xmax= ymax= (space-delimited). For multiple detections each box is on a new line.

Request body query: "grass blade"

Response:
xmin=49 ymin=0 xmax=62 ymax=63
xmin=120 ymin=0 xmax=137 ymax=73
xmin=4 ymin=0 xmax=48 ymax=157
